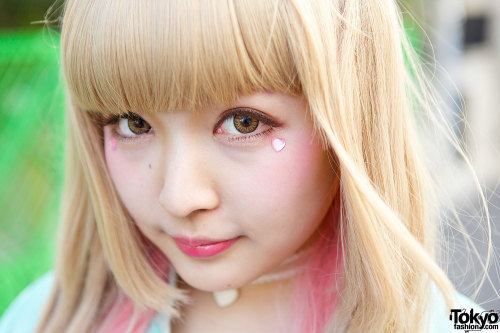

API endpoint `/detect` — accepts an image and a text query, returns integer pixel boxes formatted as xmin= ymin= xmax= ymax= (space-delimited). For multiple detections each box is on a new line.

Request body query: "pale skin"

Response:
xmin=103 ymin=92 xmax=339 ymax=332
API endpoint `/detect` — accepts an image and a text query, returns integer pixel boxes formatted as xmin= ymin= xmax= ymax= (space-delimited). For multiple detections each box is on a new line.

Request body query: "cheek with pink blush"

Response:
xmin=242 ymin=132 xmax=330 ymax=218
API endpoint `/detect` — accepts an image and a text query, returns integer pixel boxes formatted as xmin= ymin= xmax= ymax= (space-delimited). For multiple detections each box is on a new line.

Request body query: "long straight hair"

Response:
xmin=37 ymin=0 xmax=455 ymax=332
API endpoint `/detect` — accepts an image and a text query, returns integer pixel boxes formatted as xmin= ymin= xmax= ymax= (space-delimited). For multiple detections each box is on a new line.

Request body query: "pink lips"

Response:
xmin=172 ymin=236 xmax=240 ymax=258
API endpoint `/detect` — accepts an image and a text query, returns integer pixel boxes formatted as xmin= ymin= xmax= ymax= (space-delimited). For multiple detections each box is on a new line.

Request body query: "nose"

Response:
xmin=158 ymin=139 xmax=220 ymax=219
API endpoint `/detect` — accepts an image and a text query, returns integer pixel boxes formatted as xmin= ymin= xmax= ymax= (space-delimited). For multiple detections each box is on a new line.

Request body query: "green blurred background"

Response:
xmin=0 ymin=0 xmax=427 ymax=317
xmin=0 ymin=1 xmax=65 ymax=316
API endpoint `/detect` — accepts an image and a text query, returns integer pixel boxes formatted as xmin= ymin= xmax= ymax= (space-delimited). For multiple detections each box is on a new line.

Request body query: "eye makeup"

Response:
xmin=213 ymin=107 xmax=282 ymax=131
xmin=213 ymin=108 xmax=283 ymax=144
xmin=102 ymin=107 xmax=283 ymax=145
xmin=101 ymin=112 xmax=154 ymax=143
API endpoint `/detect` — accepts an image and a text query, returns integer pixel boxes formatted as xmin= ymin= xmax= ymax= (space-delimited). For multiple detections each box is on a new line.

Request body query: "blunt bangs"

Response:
xmin=61 ymin=0 xmax=302 ymax=116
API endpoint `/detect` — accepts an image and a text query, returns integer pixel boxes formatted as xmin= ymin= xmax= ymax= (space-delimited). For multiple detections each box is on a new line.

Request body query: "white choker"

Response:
xmin=158 ymin=253 xmax=309 ymax=333
xmin=212 ymin=289 xmax=240 ymax=307
xmin=211 ymin=250 xmax=309 ymax=307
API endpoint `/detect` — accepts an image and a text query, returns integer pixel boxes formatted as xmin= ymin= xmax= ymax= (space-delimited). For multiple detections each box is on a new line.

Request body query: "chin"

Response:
xmin=178 ymin=269 xmax=253 ymax=292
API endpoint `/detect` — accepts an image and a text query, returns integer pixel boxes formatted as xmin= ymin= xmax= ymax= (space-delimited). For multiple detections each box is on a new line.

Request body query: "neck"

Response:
xmin=172 ymin=275 xmax=295 ymax=332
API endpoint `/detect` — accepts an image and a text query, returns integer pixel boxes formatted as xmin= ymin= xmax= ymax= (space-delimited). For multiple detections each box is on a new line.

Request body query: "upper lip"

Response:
xmin=172 ymin=236 xmax=239 ymax=247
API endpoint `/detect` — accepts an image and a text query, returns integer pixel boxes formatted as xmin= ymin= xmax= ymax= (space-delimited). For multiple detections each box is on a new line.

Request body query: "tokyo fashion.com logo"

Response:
xmin=449 ymin=309 xmax=500 ymax=331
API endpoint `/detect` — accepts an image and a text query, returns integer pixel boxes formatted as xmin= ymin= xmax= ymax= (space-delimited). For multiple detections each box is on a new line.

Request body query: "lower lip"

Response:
xmin=173 ymin=237 xmax=240 ymax=258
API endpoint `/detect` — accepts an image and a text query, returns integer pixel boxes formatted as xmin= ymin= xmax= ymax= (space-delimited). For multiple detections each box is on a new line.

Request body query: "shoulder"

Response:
xmin=427 ymin=284 xmax=486 ymax=332
xmin=0 ymin=272 xmax=54 ymax=333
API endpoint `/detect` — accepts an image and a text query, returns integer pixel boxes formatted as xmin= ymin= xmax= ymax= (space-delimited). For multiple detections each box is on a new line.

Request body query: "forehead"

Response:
xmin=61 ymin=0 xmax=302 ymax=117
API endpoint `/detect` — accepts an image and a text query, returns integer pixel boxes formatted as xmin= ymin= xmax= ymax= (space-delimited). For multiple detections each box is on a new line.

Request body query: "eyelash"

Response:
xmin=101 ymin=114 xmax=153 ymax=143
xmin=102 ymin=108 xmax=281 ymax=144
xmin=214 ymin=108 xmax=281 ymax=143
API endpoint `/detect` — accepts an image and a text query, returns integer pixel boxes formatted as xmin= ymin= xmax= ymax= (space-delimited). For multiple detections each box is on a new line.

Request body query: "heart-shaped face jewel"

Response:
xmin=271 ymin=137 xmax=286 ymax=152
xmin=110 ymin=136 xmax=117 ymax=151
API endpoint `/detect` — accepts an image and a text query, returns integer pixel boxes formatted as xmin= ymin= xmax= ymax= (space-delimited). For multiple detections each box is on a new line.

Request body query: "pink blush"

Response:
xmin=110 ymin=136 xmax=117 ymax=151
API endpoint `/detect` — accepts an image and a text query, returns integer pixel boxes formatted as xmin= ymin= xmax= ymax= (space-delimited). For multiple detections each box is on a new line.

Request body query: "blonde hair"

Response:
xmin=38 ymin=0 xmax=457 ymax=332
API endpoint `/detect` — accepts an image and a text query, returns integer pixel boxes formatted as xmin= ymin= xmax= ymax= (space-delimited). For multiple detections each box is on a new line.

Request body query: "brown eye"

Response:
xmin=126 ymin=114 xmax=151 ymax=135
xmin=233 ymin=114 xmax=259 ymax=133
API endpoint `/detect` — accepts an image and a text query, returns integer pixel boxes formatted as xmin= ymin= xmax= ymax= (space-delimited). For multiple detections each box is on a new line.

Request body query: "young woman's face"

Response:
xmin=104 ymin=92 xmax=338 ymax=291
